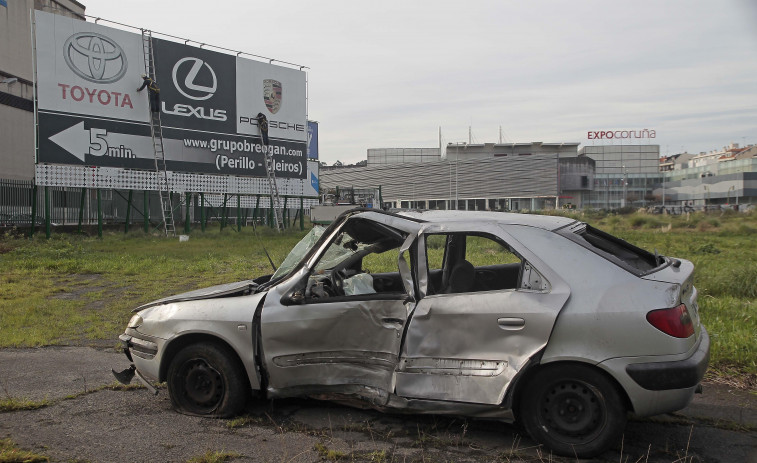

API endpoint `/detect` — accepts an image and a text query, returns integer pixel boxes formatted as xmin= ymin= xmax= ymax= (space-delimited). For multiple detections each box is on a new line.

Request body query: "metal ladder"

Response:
xmin=264 ymin=147 xmax=284 ymax=231
xmin=141 ymin=30 xmax=175 ymax=237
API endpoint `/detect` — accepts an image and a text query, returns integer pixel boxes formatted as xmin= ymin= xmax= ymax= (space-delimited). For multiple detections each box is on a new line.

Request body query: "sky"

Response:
xmin=86 ymin=0 xmax=757 ymax=165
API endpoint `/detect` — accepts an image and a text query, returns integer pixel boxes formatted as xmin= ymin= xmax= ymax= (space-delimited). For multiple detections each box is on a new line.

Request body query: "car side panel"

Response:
xmin=505 ymin=225 xmax=696 ymax=363
xmin=133 ymin=292 xmax=266 ymax=390
xmin=396 ymin=288 xmax=568 ymax=404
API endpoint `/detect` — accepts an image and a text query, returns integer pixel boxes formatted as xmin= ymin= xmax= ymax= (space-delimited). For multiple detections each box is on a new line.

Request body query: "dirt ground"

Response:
xmin=0 ymin=347 xmax=756 ymax=463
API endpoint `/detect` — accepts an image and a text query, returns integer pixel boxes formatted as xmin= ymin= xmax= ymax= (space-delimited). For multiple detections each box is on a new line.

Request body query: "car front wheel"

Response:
xmin=520 ymin=363 xmax=627 ymax=458
xmin=167 ymin=342 xmax=248 ymax=417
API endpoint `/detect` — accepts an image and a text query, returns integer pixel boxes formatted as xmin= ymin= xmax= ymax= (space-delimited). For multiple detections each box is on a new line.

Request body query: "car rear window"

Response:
xmin=562 ymin=223 xmax=659 ymax=274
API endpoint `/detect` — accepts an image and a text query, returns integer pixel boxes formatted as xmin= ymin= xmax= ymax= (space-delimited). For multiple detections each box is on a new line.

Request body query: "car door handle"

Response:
xmin=382 ymin=317 xmax=404 ymax=326
xmin=497 ymin=317 xmax=525 ymax=330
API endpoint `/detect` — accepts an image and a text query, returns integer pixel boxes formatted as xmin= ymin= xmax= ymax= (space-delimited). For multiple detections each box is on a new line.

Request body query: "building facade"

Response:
xmin=0 ymin=0 xmax=85 ymax=181
xmin=322 ymin=141 xmax=757 ymax=212
xmin=576 ymin=145 xmax=661 ymax=209
xmin=322 ymin=142 xmax=578 ymax=211
xmin=367 ymin=148 xmax=440 ymax=166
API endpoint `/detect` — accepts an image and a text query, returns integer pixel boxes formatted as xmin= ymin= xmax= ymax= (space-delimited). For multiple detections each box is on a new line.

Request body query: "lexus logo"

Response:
xmin=63 ymin=32 xmax=127 ymax=84
xmin=172 ymin=57 xmax=217 ymax=101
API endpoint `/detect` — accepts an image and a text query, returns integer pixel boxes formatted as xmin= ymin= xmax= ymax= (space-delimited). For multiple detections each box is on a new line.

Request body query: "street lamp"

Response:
xmin=621 ymin=166 xmax=627 ymax=208
xmin=703 ymin=185 xmax=709 ymax=208
xmin=1 ymin=77 xmax=18 ymax=85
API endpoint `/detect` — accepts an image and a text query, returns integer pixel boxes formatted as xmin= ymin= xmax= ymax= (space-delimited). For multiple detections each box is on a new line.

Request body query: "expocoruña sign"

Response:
xmin=587 ymin=129 xmax=656 ymax=140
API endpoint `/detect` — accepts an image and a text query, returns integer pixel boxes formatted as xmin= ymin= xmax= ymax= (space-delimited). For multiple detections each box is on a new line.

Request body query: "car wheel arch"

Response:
xmin=511 ymin=360 xmax=635 ymax=421
xmin=158 ymin=333 xmax=250 ymax=387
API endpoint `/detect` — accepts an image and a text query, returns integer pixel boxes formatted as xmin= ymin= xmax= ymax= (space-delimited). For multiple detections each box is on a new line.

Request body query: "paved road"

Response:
xmin=0 ymin=347 xmax=756 ymax=462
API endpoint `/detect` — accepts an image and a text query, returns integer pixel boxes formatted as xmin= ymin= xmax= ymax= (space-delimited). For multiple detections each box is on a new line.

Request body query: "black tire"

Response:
xmin=167 ymin=342 xmax=249 ymax=417
xmin=519 ymin=363 xmax=627 ymax=458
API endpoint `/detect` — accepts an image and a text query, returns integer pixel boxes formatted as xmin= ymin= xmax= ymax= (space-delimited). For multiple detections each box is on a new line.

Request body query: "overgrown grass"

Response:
xmin=0 ymin=226 xmax=307 ymax=347
xmin=1 ymin=211 xmax=756 ymax=381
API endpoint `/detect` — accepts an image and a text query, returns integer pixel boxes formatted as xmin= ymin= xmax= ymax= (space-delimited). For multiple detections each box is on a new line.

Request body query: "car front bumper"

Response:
xmin=116 ymin=329 xmax=165 ymax=383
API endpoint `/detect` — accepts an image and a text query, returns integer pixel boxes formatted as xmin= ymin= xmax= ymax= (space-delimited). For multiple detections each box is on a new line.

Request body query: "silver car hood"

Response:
xmin=133 ymin=279 xmax=259 ymax=312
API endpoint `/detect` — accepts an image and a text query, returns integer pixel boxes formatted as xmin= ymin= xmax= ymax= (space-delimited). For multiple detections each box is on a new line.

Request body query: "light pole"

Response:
xmin=621 ymin=165 xmax=627 ymax=208
xmin=727 ymin=186 xmax=734 ymax=205
xmin=703 ymin=185 xmax=709 ymax=208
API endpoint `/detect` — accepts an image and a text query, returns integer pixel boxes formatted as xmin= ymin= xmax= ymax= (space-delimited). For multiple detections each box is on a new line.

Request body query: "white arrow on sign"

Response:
xmin=49 ymin=121 xmax=157 ymax=162
xmin=48 ymin=121 xmax=89 ymax=162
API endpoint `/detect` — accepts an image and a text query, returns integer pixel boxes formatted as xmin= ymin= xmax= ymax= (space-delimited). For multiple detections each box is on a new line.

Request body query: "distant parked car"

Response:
xmin=115 ymin=209 xmax=709 ymax=458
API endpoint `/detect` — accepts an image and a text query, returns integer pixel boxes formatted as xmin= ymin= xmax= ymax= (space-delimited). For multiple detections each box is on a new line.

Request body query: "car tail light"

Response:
xmin=646 ymin=304 xmax=694 ymax=338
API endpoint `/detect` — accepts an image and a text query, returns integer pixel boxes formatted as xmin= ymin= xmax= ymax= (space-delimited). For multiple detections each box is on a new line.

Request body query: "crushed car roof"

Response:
xmin=396 ymin=210 xmax=577 ymax=231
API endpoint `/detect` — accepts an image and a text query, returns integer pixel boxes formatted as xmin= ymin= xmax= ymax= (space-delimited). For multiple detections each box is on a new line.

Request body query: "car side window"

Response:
xmin=304 ymin=219 xmax=408 ymax=301
xmin=425 ymin=233 xmax=533 ymax=295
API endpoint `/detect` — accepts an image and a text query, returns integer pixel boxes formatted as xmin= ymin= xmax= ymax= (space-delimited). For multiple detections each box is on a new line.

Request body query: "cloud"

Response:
xmin=87 ymin=0 xmax=757 ymax=163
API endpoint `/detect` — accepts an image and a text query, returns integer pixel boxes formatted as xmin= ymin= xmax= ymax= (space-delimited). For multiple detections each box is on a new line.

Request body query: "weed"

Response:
xmin=225 ymin=414 xmax=264 ymax=429
xmin=186 ymin=450 xmax=241 ymax=463
xmin=0 ymin=397 xmax=50 ymax=412
xmin=0 ymin=438 xmax=49 ymax=462
xmin=313 ymin=442 xmax=346 ymax=461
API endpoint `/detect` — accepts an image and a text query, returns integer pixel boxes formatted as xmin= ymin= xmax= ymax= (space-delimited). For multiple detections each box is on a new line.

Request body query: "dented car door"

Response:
xmin=259 ymin=214 xmax=420 ymax=403
xmin=395 ymin=223 xmax=571 ymax=405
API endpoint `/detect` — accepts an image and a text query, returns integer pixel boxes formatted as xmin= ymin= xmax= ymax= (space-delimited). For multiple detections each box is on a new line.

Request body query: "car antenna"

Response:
xmin=251 ymin=220 xmax=278 ymax=272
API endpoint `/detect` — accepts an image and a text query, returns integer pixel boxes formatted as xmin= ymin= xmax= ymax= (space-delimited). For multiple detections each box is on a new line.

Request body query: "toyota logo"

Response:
xmin=172 ymin=57 xmax=217 ymax=101
xmin=63 ymin=32 xmax=127 ymax=84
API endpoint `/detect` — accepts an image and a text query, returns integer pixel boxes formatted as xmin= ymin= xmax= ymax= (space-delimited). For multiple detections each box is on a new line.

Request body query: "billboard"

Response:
xmin=34 ymin=11 xmax=308 ymax=182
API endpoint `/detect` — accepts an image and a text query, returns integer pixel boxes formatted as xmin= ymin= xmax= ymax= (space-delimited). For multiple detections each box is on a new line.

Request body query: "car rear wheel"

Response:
xmin=520 ymin=364 xmax=627 ymax=458
xmin=167 ymin=342 xmax=248 ymax=417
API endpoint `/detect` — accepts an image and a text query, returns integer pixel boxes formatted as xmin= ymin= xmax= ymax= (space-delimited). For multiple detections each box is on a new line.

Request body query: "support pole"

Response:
xmin=300 ymin=196 xmax=304 ymax=230
xmin=78 ymin=187 xmax=86 ymax=234
xmin=29 ymin=183 xmax=38 ymax=238
xmin=253 ymin=195 xmax=260 ymax=226
xmin=125 ymin=190 xmax=133 ymax=233
xmin=185 ymin=192 xmax=191 ymax=234
xmin=237 ymin=194 xmax=241 ymax=232
xmin=44 ymin=186 xmax=51 ymax=238
xmin=283 ymin=196 xmax=288 ymax=229
xmin=97 ymin=189 xmax=103 ymax=238
xmin=143 ymin=190 xmax=149 ymax=233
xmin=221 ymin=193 xmax=229 ymax=230
xmin=200 ymin=193 xmax=206 ymax=232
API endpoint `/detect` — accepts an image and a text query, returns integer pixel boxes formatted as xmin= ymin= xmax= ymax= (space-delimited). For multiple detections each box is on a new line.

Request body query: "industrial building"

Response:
xmin=321 ymin=141 xmax=756 ymax=211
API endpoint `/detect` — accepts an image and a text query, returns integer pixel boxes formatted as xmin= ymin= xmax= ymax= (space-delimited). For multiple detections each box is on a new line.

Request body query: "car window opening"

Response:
xmin=425 ymin=233 xmax=544 ymax=295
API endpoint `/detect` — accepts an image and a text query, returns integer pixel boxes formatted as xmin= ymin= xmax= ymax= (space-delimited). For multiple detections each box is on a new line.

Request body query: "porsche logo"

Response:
xmin=263 ymin=79 xmax=282 ymax=114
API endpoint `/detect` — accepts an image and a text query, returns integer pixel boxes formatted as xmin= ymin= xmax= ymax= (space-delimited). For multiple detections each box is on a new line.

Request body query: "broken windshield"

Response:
xmin=271 ymin=226 xmax=326 ymax=280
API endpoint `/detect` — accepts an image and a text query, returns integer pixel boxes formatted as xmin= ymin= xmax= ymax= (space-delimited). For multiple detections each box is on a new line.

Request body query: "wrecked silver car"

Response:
xmin=115 ymin=209 xmax=709 ymax=457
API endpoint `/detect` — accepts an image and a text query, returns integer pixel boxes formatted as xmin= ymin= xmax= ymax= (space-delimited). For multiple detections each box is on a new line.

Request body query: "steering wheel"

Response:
xmin=332 ymin=268 xmax=348 ymax=295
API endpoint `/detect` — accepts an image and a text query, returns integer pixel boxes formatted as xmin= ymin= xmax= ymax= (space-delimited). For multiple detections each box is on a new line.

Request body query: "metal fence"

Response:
xmin=0 ymin=178 xmax=311 ymax=231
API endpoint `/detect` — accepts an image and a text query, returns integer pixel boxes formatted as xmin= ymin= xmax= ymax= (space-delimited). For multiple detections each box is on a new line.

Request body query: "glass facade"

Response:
xmin=578 ymin=145 xmax=661 ymax=209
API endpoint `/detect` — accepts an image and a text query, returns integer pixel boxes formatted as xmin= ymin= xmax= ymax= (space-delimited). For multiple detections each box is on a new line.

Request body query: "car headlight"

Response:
xmin=128 ymin=314 xmax=143 ymax=329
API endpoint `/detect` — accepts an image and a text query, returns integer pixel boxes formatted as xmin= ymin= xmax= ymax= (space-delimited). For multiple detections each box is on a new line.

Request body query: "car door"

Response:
xmin=259 ymin=213 xmax=420 ymax=404
xmin=395 ymin=222 xmax=570 ymax=405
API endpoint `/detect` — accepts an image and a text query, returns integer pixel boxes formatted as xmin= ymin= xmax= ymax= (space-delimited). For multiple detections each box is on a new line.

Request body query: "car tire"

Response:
xmin=167 ymin=342 xmax=249 ymax=417
xmin=519 ymin=363 xmax=627 ymax=458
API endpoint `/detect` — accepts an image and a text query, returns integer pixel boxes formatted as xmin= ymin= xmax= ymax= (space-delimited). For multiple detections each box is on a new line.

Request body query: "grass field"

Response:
xmin=1 ymin=210 xmax=755 ymax=386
